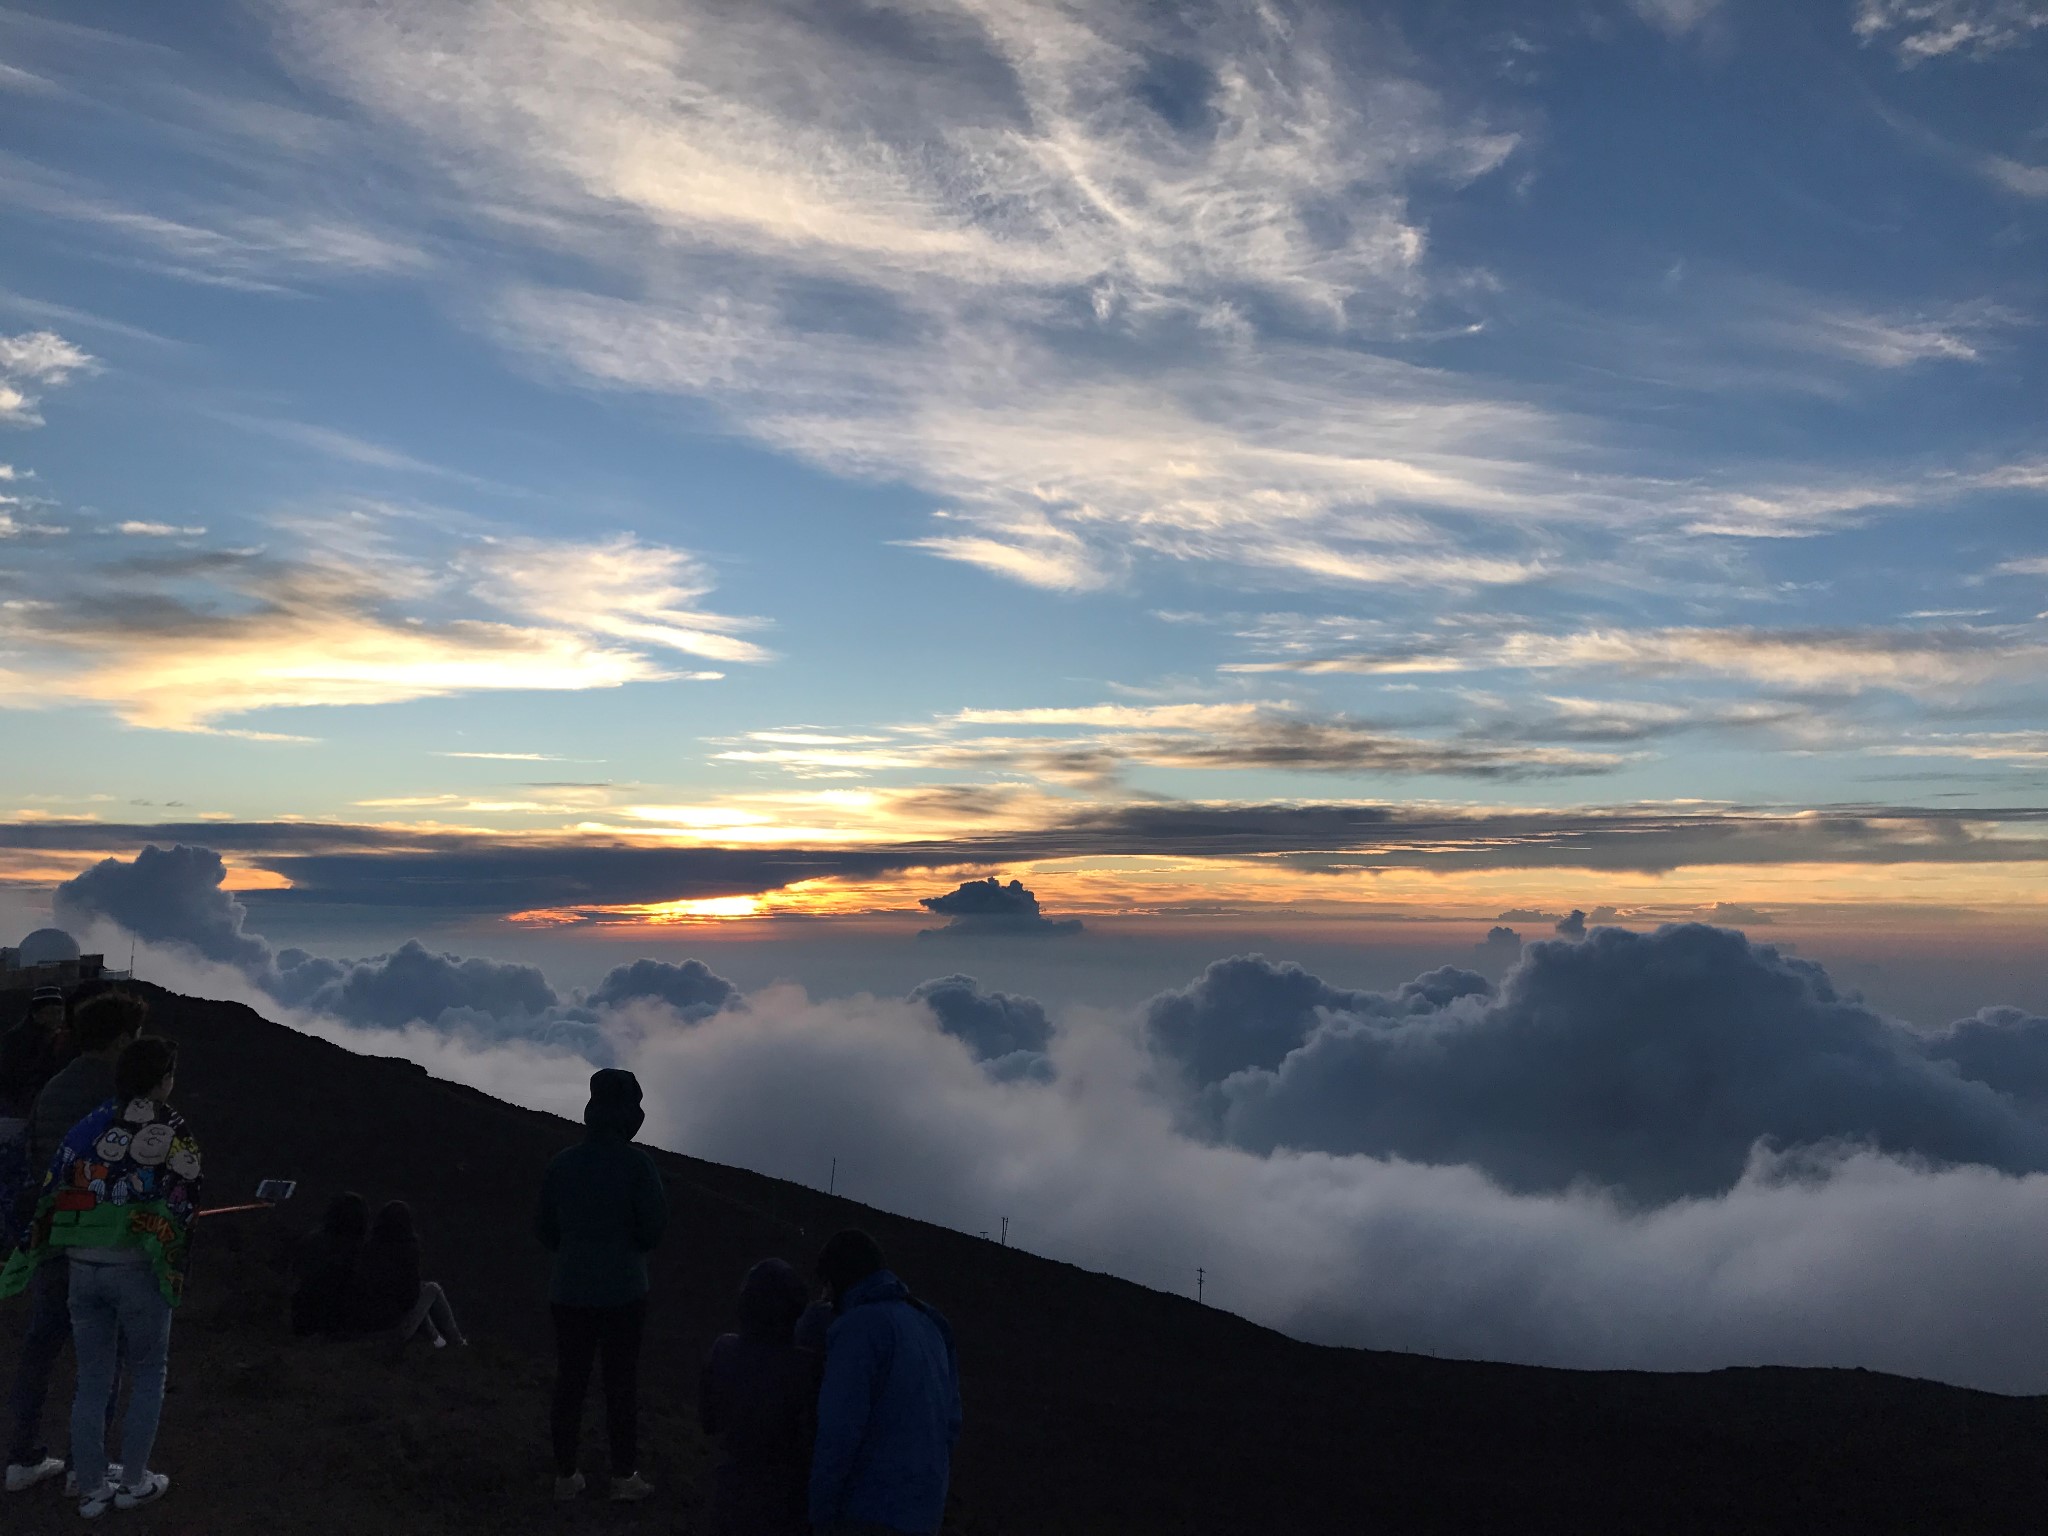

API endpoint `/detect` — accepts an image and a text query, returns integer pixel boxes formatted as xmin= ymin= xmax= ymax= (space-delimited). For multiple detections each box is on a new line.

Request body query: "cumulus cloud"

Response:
xmin=908 ymin=974 xmax=1055 ymax=1082
xmin=49 ymin=841 xmax=728 ymax=1059
xmin=586 ymin=956 xmax=739 ymax=1021
xmin=53 ymin=843 xmax=272 ymax=969
xmin=918 ymin=876 xmax=1083 ymax=938
xmin=1475 ymin=924 xmax=1523 ymax=965
xmin=1553 ymin=908 xmax=1587 ymax=938
xmin=1142 ymin=954 xmax=1490 ymax=1088
xmin=1922 ymin=1007 xmax=2048 ymax=1112
xmin=0 ymin=328 xmax=91 ymax=427
xmin=1160 ymin=927 xmax=2048 ymax=1205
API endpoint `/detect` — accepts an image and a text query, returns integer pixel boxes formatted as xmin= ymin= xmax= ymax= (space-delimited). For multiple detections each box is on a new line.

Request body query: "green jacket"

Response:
xmin=534 ymin=1133 xmax=667 ymax=1307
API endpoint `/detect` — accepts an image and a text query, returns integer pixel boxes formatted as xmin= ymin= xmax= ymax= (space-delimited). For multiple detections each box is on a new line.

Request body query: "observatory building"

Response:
xmin=0 ymin=927 xmax=119 ymax=993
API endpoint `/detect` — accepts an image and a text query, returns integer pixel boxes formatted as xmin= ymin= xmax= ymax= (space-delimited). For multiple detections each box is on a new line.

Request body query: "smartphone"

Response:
xmin=254 ymin=1179 xmax=297 ymax=1204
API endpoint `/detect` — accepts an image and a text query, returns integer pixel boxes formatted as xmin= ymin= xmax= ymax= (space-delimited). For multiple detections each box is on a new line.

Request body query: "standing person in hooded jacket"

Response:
xmin=809 ymin=1230 xmax=962 ymax=1536
xmin=699 ymin=1257 xmax=814 ymax=1535
xmin=535 ymin=1068 xmax=665 ymax=1505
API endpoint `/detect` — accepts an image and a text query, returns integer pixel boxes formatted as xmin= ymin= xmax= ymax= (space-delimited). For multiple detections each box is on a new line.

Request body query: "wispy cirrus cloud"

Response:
xmin=1228 ymin=624 xmax=2048 ymax=696
xmin=711 ymin=699 xmax=1630 ymax=787
xmin=245 ymin=0 xmax=2048 ymax=598
xmin=262 ymin=0 xmax=1652 ymax=593
xmin=1854 ymin=0 xmax=2048 ymax=62
xmin=0 ymin=520 xmax=763 ymax=732
xmin=0 ymin=154 xmax=427 ymax=293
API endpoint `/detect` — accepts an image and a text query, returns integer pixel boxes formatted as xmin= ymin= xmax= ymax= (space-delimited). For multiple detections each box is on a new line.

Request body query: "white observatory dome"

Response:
xmin=15 ymin=928 xmax=82 ymax=967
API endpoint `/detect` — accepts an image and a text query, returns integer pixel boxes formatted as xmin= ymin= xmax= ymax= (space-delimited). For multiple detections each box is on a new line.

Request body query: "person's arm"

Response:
xmin=630 ymin=1152 xmax=667 ymax=1254
xmin=946 ymin=1337 xmax=964 ymax=1449
xmin=924 ymin=1305 xmax=964 ymax=1449
xmin=809 ymin=1314 xmax=882 ymax=1529
xmin=534 ymin=1157 xmax=561 ymax=1252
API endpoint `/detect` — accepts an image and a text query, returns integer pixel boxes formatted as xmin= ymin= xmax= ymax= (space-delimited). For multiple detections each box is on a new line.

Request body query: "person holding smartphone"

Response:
xmin=0 ymin=1034 xmax=201 ymax=1518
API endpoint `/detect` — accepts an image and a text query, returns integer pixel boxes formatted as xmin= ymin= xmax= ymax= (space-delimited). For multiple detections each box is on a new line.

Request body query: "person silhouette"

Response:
xmin=809 ymin=1230 xmax=962 ymax=1536
xmin=535 ymin=1069 xmax=666 ymax=1504
xmin=700 ymin=1258 xmax=814 ymax=1535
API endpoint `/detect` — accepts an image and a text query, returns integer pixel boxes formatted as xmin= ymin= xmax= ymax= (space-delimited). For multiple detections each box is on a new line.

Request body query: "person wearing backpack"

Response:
xmin=0 ymin=1034 xmax=203 ymax=1518
xmin=2 ymin=992 xmax=144 ymax=1497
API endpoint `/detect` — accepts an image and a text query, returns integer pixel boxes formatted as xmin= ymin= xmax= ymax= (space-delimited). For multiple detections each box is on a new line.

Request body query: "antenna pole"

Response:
xmin=828 ymin=1157 xmax=836 ymax=1196
xmin=1196 ymin=1267 xmax=1205 ymax=1304
xmin=999 ymin=1216 xmax=1009 ymax=1247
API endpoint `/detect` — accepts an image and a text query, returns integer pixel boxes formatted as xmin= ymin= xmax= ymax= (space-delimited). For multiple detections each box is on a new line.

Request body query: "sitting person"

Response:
xmin=290 ymin=1192 xmax=368 ymax=1338
xmin=700 ymin=1259 xmax=815 ymax=1536
xmin=358 ymin=1200 xmax=465 ymax=1347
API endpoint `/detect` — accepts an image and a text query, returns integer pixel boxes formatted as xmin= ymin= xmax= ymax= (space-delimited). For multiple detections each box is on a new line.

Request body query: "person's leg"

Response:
xmin=4 ymin=1259 xmax=71 ymax=1467
xmin=394 ymin=1284 xmax=437 ymax=1344
xmin=597 ymin=1298 xmax=646 ymax=1477
xmin=424 ymin=1282 xmax=465 ymax=1346
xmin=549 ymin=1305 xmax=601 ymax=1478
xmin=107 ymin=1269 xmax=171 ymax=1491
xmin=65 ymin=1266 xmax=118 ymax=1495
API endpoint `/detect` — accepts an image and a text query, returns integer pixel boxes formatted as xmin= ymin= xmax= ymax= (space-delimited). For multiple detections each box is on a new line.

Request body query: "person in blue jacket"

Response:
xmin=809 ymin=1229 xmax=962 ymax=1536
xmin=535 ymin=1068 xmax=666 ymax=1505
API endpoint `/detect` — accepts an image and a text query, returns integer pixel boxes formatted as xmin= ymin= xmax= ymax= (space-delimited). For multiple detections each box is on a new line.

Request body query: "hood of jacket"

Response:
xmin=583 ymin=1067 xmax=646 ymax=1139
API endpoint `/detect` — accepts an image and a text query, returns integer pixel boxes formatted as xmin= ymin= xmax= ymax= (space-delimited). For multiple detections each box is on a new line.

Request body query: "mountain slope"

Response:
xmin=3 ymin=983 xmax=2046 ymax=1533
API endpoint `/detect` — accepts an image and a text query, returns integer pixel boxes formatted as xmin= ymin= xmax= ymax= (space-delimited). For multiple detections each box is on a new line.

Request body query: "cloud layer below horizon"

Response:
xmin=38 ymin=842 xmax=2048 ymax=1392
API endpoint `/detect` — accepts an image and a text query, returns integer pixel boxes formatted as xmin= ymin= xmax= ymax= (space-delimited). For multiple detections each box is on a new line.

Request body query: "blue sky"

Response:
xmin=1 ymin=0 xmax=2045 ymax=943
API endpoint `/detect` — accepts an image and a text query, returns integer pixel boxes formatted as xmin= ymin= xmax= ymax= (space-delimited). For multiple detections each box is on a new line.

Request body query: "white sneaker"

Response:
xmin=78 ymin=1483 xmax=115 ymax=1520
xmin=114 ymin=1473 xmax=169 ymax=1510
xmin=553 ymin=1472 xmax=586 ymax=1502
xmin=609 ymin=1472 xmax=654 ymax=1502
xmin=63 ymin=1463 xmax=120 ymax=1498
xmin=4 ymin=1456 xmax=64 ymax=1493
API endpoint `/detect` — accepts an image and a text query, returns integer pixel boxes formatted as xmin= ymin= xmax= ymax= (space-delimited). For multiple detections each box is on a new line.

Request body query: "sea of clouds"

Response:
xmin=36 ymin=844 xmax=2048 ymax=1392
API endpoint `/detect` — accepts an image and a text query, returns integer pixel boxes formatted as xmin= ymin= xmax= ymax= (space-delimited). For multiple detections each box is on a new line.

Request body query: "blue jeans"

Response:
xmin=68 ymin=1262 xmax=171 ymax=1494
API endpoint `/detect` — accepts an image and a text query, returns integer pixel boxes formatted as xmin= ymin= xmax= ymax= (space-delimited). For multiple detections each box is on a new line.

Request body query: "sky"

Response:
xmin=5 ymin=0 xmax=2048 ymax=1385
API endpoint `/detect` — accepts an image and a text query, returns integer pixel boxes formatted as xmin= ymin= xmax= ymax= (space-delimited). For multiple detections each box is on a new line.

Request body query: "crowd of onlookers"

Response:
xmin=0 ymin=987 xmax=964 ymax=1534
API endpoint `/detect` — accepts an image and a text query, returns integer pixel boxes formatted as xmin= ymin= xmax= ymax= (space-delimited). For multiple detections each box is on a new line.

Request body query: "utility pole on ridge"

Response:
xmin=1196 ymin=1267 xmax=1205 ymax=1304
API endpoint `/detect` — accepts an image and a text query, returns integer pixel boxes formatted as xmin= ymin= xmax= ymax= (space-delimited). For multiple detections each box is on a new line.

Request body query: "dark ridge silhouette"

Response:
xmin=5 ymin=981 xmax=2047 ymax=1533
